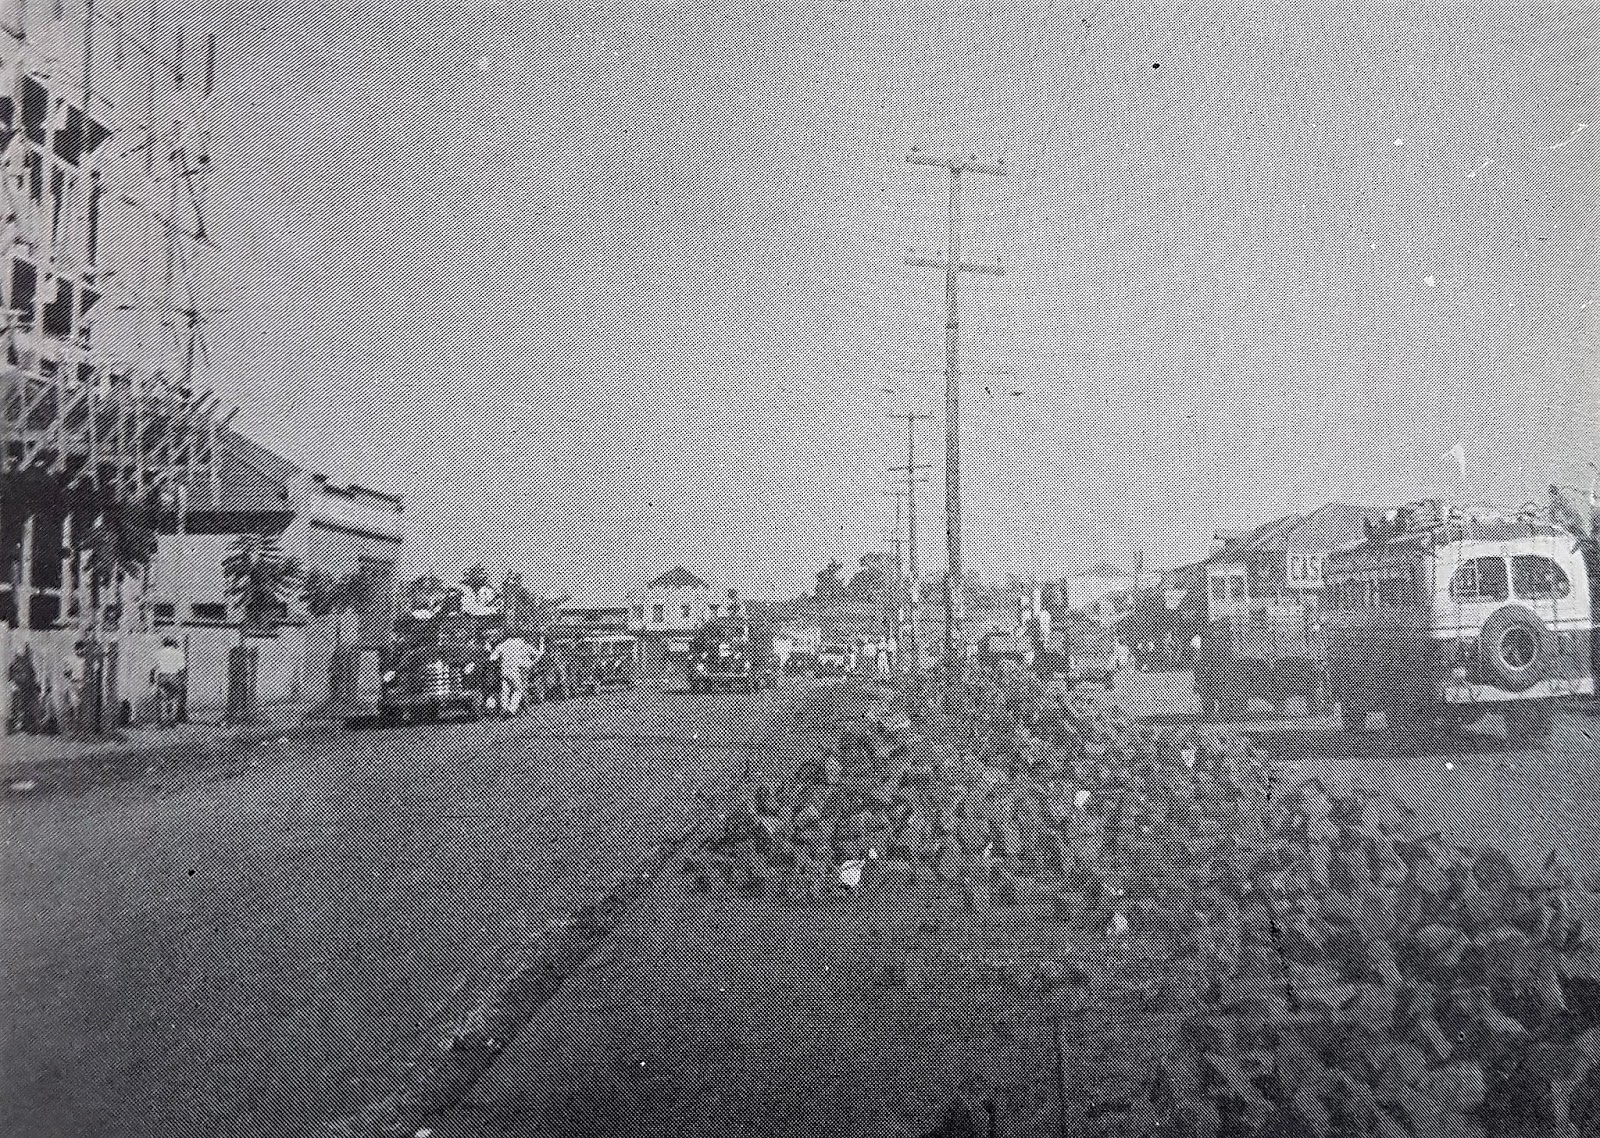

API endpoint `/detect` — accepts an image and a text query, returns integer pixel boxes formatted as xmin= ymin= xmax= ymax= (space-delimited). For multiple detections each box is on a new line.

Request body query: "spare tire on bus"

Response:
xmin=1479 ymin=605 xmax=1553 ymax=693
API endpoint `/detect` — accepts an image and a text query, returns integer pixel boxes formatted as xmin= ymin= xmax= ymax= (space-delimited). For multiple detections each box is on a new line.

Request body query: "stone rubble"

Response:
xmin=690 ymin=677 xmax=1600 ymax=1137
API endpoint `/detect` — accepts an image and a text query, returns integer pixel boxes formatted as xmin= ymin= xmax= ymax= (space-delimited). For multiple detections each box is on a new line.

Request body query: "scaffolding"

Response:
xmin=3 ymin=0 xmax=225 ymax=735
xmin=3 ymin=0 xmax=222 ymax=631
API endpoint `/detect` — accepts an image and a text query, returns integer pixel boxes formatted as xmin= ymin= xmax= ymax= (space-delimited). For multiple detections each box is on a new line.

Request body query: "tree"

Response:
xmin=302 ymin=568 xmax=377 ymax=618
xmin=462 ymin=563 xmax=491 ymax=595
xmin=815 ymin=559 xmax=845 ymax=603
xmin=499 ymin=571 xmax=534 ymax=627
xmin=301 ymin=570 xmax=338 ymax=618
xmin=846 ymin=554 xmax=889 ymax=600
xmin=222 ymin=534 xmax=300 ymax=641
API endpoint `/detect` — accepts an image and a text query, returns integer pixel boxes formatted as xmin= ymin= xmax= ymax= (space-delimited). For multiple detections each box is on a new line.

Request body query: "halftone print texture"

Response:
xmin=4 ymin=2 xmax=1600 ymax=1137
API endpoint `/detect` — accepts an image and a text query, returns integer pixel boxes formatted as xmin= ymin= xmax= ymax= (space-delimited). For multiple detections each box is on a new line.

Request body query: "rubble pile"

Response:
xmin=687 ymin=677 xmax=1600 ymax=1137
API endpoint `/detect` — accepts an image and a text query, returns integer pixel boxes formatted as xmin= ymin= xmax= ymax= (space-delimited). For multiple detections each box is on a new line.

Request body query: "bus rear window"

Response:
xmin=1512 ymin=555 xmax=1571 ymax=600
xmin=1449 ymin=557 xmax=1508 ymax=603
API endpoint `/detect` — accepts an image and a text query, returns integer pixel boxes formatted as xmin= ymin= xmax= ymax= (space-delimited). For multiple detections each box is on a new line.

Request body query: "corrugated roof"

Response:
xmin=170 ymin=428 xmax=307 ymax=515
xmin=221 ymin=428 xmax=305 ymax=488
xmin=1265 ymin=502 xmax=1382 ymax=553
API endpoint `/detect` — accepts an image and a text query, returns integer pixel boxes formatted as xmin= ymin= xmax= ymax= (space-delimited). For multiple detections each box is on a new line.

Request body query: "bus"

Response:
xmin=1321 ymin=500 xmax=1593 ymax=742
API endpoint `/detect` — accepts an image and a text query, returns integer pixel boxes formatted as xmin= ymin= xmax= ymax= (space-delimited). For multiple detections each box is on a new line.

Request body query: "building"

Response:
xmin=625 ymin=568 xmax=743 ymax=687
xmin=3 ymin=8 xmax=226 ymax=731
xmin=1202 ymin=502 xmax=1380 ymax=620
xmin=626 ymin=566 xmax=742 ymax=634
xmin=143 ymin=428 xmax=403 ymax=719
xmin=1063 ymin=566 xmax=1137 ymax=616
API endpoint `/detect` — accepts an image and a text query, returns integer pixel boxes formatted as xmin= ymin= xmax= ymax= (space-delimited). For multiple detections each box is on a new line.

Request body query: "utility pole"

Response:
xmin=884 ymin=486 xmax=906 ymax=585
xmin=884 ymin=486 xmax=906 ymax=647
xmin=906 ymin=148 xmax=1005 ymax=679
xmin=886 ymin=406 xmax=930 ymax=672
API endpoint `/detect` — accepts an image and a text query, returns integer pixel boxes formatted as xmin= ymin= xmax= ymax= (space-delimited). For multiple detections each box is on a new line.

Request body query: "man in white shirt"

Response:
xmin=152 ymin=638 xmax=187 ymax=727
xmin=489 ymin=632 xmax=534 ymax=715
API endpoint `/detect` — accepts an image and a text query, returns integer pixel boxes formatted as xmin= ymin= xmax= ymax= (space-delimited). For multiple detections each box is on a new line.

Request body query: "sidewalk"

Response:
xmin=1 ymin=702 xmax=331 ymax=788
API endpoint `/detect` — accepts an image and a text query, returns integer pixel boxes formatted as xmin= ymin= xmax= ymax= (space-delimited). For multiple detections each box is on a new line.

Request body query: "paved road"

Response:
xmin=1116 ymin=667 xmax=1600 ymax=870
xmin=1 ymin=683 xmax=795 ymax=1137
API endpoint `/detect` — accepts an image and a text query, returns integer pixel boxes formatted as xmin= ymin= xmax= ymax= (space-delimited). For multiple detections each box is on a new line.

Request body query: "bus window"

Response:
xmin=1210 ymin=577 xmax=1228 ymax=603
xmin=1512 ymin=555 xmax=1571 ymax=600
xmin=1449 ymin=557 xmax=1508 ymax=603
xmin=1377 ymin=576 xmax=1405 ymax=608
xmin=1229 ymin=576 xmax=1246 ymax=601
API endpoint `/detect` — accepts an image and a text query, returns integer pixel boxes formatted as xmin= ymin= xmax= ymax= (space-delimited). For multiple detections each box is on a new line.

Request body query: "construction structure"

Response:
xmin=3 ymin=1 xmax=225 ymax=729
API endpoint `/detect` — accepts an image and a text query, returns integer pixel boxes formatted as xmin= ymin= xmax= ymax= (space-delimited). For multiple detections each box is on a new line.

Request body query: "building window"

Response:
xmin=1228 ymin=576 xmax=1246 ymax=601
xmin=192 ymin=602 xmax=227 ymax=622
xmin=152 ymin=602 xmax=176 ymax=624
xmin=682 ymin=603 xmax=693 ymax=620
xmin=1210 ymin=577 xmax=1227 ymax=603
xmin=652 ymin=603 xmax=664 ymax=623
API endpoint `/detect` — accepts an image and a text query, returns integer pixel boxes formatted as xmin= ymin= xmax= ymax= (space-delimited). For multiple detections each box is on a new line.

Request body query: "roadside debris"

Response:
xmin=687 ymin=675 xmax=1600 ymax=1137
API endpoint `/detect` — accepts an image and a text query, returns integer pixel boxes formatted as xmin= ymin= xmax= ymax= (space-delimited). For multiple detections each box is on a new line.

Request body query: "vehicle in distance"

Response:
xmin=1062 ymin=624 xmax=1126 ymax=685
xmin=814 ymin=643 xmax=852 ymax=676
xmin=687 ymin=625 xmax=762 ymax=692
xmin=1192 ymin=504 xmax=1375 ymax=719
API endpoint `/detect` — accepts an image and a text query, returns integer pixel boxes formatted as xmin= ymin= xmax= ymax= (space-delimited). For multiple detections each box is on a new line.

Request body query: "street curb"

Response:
xmin=2 ymin=716 xmax=341 ymax=796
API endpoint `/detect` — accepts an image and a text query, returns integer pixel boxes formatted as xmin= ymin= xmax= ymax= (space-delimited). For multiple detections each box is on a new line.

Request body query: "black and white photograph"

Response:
xmin=3 ymin=2 xmax=1599 ymax=1135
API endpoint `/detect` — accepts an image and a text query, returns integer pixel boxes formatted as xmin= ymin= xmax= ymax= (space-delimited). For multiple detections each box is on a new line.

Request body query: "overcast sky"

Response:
xmin=187 ymin=0 xmax=1598 ymax=601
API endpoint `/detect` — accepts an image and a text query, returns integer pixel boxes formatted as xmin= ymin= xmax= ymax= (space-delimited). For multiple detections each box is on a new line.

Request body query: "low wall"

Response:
xmin=1 ymin=624 xmax=166 ymax=729
xmin=3 ymin=621 xmax=329 ymax=729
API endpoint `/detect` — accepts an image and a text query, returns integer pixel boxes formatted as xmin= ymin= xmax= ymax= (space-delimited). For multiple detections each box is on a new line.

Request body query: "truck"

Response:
xmin=1192 ymin=504 xmax=1377 ymax=719
xmin=1016 ymin=581 xmax=1121 ymax=689
xmin=1321 ymin=498 xmax=1594 ymax=742
xmin=377 ymin=606 xmax=488 ymax=723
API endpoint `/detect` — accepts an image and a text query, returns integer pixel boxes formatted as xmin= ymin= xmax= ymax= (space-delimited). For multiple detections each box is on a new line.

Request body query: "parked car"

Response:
xmin=814 ymin=643 xmax=852 ymax=676
xmin=378 ymin=610 xmax=486 ymax=723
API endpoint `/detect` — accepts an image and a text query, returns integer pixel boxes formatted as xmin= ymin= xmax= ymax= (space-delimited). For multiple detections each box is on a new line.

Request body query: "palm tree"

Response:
xmin=222 ymin=534 xmax=301 ymax=643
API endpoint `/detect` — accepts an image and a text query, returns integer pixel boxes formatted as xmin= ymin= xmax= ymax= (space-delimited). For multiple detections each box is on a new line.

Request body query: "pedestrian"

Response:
xmin=8 ymin=644 xmax=39 ymax=734
xmin=61 ymin=641 xmax=87 ymax=731
xmin=152 ymin=638 xmax=187 ymax=727
xmin=489 ymin=630 xmax=534 ymax=715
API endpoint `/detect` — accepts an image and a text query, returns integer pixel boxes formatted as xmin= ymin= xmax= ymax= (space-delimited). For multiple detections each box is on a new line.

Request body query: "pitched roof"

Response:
xmin=1213 ymin=503 xmax=1381 ymax=562
xmin=648 ymin=566 xmax=709 ymax=591
xmin=178 ymin=428 xmax=302 ymax=515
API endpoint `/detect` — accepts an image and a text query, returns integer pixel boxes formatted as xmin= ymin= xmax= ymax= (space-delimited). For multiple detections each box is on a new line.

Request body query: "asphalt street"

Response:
xmin=1 ymin=682 xmax=796 ymax=1137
